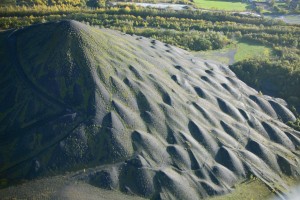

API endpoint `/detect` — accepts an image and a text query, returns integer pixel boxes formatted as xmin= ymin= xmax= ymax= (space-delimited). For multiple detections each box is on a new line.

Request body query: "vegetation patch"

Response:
xmin=207 ymin=178 xmax=274 ymax=200
xmin=230 ymin=54 xmax=300 ymax=113
xmin=194 ymin=0 xmax=248 ymax=11
xmin=193 ymin=41 xmax=271 ymax=64
xmin=234 ymin=41 xmax=271 ymax=62
xmin=208 ymin=176 xmax=300 ymax=200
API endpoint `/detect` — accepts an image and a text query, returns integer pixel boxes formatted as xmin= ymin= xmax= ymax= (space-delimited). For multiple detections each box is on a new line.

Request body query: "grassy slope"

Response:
xmin=208 ymin=176 xmax=300 ymax=200
xmin=194 ymin=0 xmax=248 ymax=11
xmin=207 ymin=179 xmax=274 ymax=200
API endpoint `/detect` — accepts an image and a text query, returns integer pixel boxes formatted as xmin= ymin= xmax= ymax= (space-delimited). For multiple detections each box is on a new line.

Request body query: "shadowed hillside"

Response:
xmin=0 ymin=20 xmax=300 ymax=199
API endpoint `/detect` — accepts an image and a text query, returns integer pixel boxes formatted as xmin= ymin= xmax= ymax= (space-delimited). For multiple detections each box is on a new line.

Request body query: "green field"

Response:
xmin=234 ymin=42 xmax=271 ymax=62
xmin=193 ymin=42 xmax=271 ymax=65
xmin=194 ymin=0 xmax=249 ymax=11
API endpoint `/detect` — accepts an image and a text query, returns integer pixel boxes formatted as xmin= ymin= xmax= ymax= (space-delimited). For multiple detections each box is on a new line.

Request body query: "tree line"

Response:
xmin=0 ymin=6 xmax=299 ymax=50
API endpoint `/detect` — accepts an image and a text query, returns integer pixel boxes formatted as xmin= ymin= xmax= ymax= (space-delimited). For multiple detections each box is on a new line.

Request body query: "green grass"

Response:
xmin=206 ymin=172 xmax=300 ymax=200
xmin=234 ymin=42 xmax=271 ymax=62
xmin=207 ymin=179 xmax=274 ymax=200
xmin=193 ymin=41 xmax=271 ymax=65
xmin=194 ymin=0 xmax=248 ymax=11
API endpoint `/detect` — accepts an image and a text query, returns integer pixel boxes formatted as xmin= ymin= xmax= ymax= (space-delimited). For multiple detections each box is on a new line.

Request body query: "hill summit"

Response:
xmin=0 ymin=20 xmax=300 ymax=199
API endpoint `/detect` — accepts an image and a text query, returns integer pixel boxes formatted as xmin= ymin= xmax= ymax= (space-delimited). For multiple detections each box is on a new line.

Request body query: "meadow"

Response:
xmin=234 ymin=41 xmax=271 ymax=62
xmin=193 ymin=0 xmax=249 ymax=11
xmin=193 ymin=41 xmax=271 ymax=65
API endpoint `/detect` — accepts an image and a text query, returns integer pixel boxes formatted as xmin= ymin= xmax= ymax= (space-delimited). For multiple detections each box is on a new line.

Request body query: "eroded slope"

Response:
xmin=0 ymin=20 xmax=300 ymax=199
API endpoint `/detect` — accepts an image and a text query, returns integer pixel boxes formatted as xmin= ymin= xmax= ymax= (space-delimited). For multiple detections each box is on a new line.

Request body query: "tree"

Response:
xmin=0 ymin=0 xmax=16 ymax=6
xmin=87 ymin=0 xmax=106 ymax=7
xmin=95 ymin=0 xmax=106 ymax=7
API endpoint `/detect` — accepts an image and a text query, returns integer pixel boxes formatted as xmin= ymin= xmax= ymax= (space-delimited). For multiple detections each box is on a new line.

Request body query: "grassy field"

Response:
xmin=193 ymin=41 xmax=271 ymax=65
xmin=234 ymin=42 xmax=271 ymax=62
xmin=194 ymin=0 xmax=249 ymax=11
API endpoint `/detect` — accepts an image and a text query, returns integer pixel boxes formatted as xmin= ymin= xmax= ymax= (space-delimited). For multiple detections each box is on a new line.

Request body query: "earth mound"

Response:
xmin=0 ymin=20 xmax=300 ymax=199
